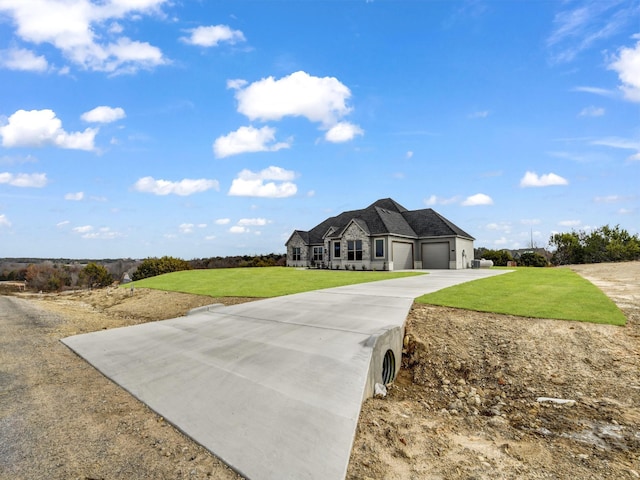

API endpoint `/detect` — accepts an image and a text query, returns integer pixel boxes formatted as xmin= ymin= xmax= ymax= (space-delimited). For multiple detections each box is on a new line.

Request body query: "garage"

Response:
xmin=421 ymin=242 xmax=450 ymax=269
xmin=392 ymin=242 xmax=413 ymax=270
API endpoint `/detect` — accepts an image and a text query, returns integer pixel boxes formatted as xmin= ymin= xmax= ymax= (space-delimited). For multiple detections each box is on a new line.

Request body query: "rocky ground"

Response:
xmin=1 ymin=262 xmax=639 ymax=479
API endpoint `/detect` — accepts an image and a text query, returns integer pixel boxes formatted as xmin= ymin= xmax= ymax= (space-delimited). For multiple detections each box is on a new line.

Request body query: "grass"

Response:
xmin=130 ymin=267 xmax=424 ymax=298
xmin=416 ymin=267 xmax=626 ymax=326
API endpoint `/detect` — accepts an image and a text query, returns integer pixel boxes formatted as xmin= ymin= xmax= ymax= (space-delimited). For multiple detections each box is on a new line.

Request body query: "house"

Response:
xmin=285 ymin=198 xmax=475 ymax=270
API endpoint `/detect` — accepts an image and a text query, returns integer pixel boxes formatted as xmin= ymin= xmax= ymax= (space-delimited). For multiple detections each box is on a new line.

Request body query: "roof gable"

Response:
xmin=287 ymin=198 xmax=475 ymax=245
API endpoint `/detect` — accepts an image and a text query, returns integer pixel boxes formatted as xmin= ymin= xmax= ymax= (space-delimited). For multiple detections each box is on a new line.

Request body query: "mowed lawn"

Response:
xmin=131 ymin=267 xmax=423 ymax=298
xmin=416 ymin=267 xmax=626 ymax=326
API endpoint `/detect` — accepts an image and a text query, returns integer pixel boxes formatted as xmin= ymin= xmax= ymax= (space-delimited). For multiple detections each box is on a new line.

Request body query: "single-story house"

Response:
xmin=285 ymin=198 xmax=475 ymax=270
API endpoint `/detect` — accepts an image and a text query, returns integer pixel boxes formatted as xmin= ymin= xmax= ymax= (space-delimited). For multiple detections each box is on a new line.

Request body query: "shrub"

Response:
xmin=132 ymin=256 xmax=191 ymax=281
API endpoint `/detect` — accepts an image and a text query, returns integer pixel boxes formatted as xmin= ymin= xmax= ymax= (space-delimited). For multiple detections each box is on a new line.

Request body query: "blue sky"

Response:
xmin=0 ymin=0 xmax=638 ymax=259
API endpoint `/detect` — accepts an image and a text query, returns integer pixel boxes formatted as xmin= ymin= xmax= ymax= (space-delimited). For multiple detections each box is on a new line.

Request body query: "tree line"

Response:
xmin=1 ymin=253 xmax=287 ymax=291
xmin=549 ymin=225 xmax=640 ymax=265
xmin=475 ymin=224 xmax=639 ymax=267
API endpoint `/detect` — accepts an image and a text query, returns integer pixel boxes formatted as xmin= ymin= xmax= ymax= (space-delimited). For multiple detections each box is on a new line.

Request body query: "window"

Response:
xmin=292 ymin=247 xmax=301 ymax=261
xmin=347 ymin=240 xmax=363 ymax=261
xmin=333 ymin=241 xmax=341 ymax=259
xmin=313 ymin=246 xmax=323 ymax=262
xmin=375 ymin=239 xmax=384 ymax=258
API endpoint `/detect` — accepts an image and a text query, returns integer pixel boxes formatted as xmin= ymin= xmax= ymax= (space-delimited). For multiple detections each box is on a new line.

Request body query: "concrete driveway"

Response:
xmin=62 ymin=268 xmax=510 ymax=480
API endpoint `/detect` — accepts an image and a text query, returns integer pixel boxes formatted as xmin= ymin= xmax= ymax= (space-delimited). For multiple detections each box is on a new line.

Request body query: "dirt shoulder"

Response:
xmin=2 ymin=263 xmax=639 ymax=479
xmin=349 ymin=262 xmax=640 ymax=479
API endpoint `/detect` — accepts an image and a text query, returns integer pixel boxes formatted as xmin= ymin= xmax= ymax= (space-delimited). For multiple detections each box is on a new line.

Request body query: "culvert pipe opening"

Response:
xmin=382 ymin=349 xmax=396 ymax=384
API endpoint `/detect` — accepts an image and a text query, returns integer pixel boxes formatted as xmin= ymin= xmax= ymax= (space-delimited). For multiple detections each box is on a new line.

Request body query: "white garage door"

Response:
xmin=392 ymin=242 xmax=413 ymax=270
xmin=422 ymin=242 xmax=450 ymax=269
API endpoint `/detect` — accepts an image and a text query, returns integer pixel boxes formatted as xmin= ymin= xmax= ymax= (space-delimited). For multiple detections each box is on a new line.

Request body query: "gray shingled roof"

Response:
xmin=297 ymin=198 xmax=474 ymax=245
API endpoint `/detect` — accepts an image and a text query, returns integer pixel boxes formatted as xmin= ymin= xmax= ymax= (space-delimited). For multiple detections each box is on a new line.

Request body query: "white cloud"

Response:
xmin=324 ymin=122 xmax=364 ymax=143
xmin=179 ymin=223 xmax=194 ymax=234
xmin=81 ymin=226 xmax=122 ymax=239
xmin=81 ymin=106 xmax=126 ymax=123
xmin=578 ymin=106 xmax=605 ymax=117
xmin=181 ymin=25 xmax=245 ymax=47
xmin=572 ymin=86 xmax=616 ymax=97
xmin=486 ymin=222 xmax=511 ymax=233
xmin=0 ymin=47 xmax=48 ymax=71
xmin=0 ymin=109 xmax=97 ymax=150
xmin=0 ymin=172 xmax=48 ymax=187
xmin=65 ymin=191 xmax=84 ymax=201
xmin=559 ymin=220 xmax=581 ymax=227
xmin=462 ymin=193 xmax=493 ymax=206
xmin=0 ymin=214 xmax=11 ymax=227
xmin=237 ymin=218 xmax=268 ymax=226
xmin=594 ymin=195 xmax=625 ymax=203
xmin=424 ymin=194 xmax=459 ymax=206
xmin=133 ymin=176 xmax=219 ymax=196
xmin=609 ymin=40 xmax=640 ymax=102
xmin=230 ymin=71 xmax=352 ymax=126
xmin=73 ymin=225 xmax=93 ymax=234
xmin=228 ymin=166 xmax=297 ymax=198
xmin=519 ymin=171 xmax=568 ymax=187
xmin=213 ymin=125 xmax=290 ymax=158
xmin=547 ymin=2 xmax=636 ymax=63
xmin=520 ymin=218 xmax=541 ymax=225
xmin=591 ymin=137 xmax=640 ymax=162
xmin=56 ymin=220 xmax=70 ymax=228
xmin=406 ymin=151 xmax=414 ymax=159
xmin=229 ymin=225 xmax=248 ymax=234
xmin=0 ymin=0 xmax=168 ymax=74
xmin=215 ymin=218 xmax=231 ymax=225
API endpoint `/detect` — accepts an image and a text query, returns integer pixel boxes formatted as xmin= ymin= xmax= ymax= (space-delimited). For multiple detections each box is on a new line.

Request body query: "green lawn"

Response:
xmin=416 ymin=267 xmax=626 ymax=326
xmin=130 ymin=267 xmax=423 ymax=298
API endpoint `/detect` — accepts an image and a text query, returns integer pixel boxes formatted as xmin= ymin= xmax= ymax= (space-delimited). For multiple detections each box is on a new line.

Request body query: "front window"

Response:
xmin=292 ymin=247 xmax=301 ymax=261
xmin=375 ymin=239 xmax=384 ymax=258
xmin=334 ymin=241 xmax=341 ymax=259
xmin=312 ymin=246 xmax=323 ymax=262
xmin=347 ymin=240 xmax=363 ymax=261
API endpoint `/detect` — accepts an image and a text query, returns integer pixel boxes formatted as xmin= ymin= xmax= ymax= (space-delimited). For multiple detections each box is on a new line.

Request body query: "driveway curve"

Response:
xmin=62 ymin=269 xmax=509 ymax=480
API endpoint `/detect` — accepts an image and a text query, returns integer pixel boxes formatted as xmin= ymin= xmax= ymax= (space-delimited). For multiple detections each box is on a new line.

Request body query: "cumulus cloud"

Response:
xmin=0 ymin=214 xmax=11 ymax=227
xmin=79 ymin=226 xmax=122 ymax=239
xmin=0 ymin=172 xmax=48 ymax=187
xmin=181 ymin=25 xmax=245 ymax=47
xmin=65 ymin=191 xmax=84 ymax=201
xmin=229 ymin=225 xmax=248 ymax=234
xmin=0 ymin=0 xmax=168 ymax=74
xmin=81 ymin=106 xmax=125 ymax=123
xmin=461 ymin=193 xmax=493 ymax=206
xmin=213 ymin=125 xmax=290 ymax=158
xmin=0 ymin=47 xmax=48 ymax=71
xmin=609 ymin=40 xmax=640 ymax=102
xmin=237 ymin=218 xmax=268 ymax=226
xmin=228 ymin=166 xmax=297 ymax=198
xmin=0 ymin=109 xmax=97 ymax=150
xmin=230 ymin=70 xmax=357 ymax=127
xmin=73 ymin=225 xmax=93 ymax=234
xmin=324 ymin=122 xmax=364 ymax=143
xmin=215 ymin=218 xmax=231 ymax=225
xmin=520 ymin=171 xmax=568 ymax=187
xmin=133 ymin=176 xmax=219 ymax=196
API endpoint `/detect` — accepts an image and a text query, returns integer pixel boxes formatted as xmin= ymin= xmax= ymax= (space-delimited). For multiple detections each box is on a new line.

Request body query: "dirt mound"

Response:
xmin=347 ymin=262 xmax=640 ymax=479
